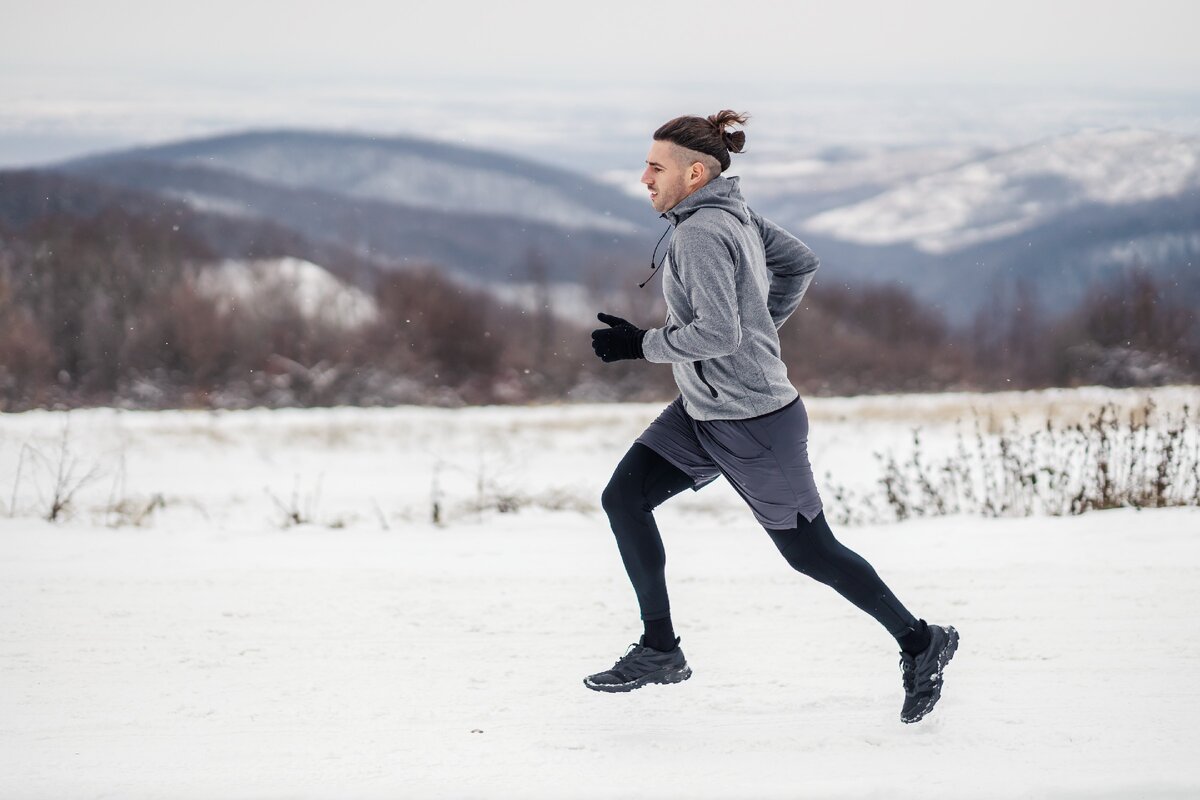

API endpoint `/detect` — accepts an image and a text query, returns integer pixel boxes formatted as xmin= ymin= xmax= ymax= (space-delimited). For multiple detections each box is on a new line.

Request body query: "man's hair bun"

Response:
xmin=707 ymin=110 xmax=749 ymax=154
xmin=722 ymin=129 xmax=747 ymax=153
xmin=654 ymin=109 xmax=751 ymax=173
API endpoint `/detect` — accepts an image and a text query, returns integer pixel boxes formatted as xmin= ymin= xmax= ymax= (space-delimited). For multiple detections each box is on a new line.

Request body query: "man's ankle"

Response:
xmin=898 ymin=618 xmax=931 ymax=655
xmin=643 ymin=616 xmax=677 ymax=652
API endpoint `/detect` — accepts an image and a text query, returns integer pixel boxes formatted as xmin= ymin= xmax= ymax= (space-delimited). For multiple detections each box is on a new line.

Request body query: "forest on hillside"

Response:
xmin=1 ymin=205 xmax=1197 ymax=412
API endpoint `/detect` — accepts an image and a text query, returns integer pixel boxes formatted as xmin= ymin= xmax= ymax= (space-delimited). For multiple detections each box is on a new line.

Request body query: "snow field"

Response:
xmin=2 ymin=385 xmax=1194 ymax=531
xmin=3 ymin=509 xmax=1199 ymax=798
xmin=2 ymin=386 xmax=1199 ymax=797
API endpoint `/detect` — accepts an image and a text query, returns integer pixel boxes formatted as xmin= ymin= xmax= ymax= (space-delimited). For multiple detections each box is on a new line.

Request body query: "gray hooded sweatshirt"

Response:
xmin=641 ymin=175 xmax=820 ymax=421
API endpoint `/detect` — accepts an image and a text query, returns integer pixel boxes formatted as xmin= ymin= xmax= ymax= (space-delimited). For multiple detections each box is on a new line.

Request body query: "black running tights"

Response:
xmin=601 ymin=442 xmax=919 ymax=637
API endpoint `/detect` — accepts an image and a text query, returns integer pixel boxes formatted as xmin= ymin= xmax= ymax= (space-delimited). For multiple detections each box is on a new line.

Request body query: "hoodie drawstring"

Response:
xmin=638 ymin=225 xmax=672 ymax=288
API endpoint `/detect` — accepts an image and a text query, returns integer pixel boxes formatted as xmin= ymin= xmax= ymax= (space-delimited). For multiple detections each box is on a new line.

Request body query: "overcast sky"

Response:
xmin=3 ymin=0 xmax=1199 ymax=166
xmin=6 ymin=0 xmax=1199 ymax=89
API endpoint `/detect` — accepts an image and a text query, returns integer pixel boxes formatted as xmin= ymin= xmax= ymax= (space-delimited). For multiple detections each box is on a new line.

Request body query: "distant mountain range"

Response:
xmin=1 ymin=126 xmax=1196 ymax=325
xmin=747 ymin=128 xmax=1200 ymax=320
xmin=46 ymin=129 xmax=661 ymax=284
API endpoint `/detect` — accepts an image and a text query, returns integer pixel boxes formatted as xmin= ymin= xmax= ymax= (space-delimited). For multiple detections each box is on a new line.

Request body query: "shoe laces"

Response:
xmin=899 ymin=653 xmax=917 ymax=695
xmin=610 ymin=643 xmax=646 ymax=671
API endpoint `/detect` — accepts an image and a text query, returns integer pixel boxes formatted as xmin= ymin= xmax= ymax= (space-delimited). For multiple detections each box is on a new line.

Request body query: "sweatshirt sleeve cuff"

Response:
xmin=640 ymin=328 xmax=662 ymax=362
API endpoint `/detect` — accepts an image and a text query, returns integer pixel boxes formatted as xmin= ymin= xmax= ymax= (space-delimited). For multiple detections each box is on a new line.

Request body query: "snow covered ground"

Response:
xmin=2 ymin=387 xmax=1199 ymax=798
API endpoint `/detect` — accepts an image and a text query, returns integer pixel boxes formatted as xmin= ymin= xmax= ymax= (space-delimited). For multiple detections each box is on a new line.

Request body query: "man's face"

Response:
xmin=641 ymin=140 xmax=701 ymax=213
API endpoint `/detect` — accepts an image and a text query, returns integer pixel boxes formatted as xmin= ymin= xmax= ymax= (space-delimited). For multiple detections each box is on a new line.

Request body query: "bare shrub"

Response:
xmin=267 ymin=474 xmax=324 ymax=528
xmin=16 ymin=423 xmax=104 ymax=522
xmin=837 ymin=399 xmax=1200 ymax=523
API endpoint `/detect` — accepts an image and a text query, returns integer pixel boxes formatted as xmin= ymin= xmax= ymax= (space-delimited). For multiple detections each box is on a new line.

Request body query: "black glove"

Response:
xmin=591 ymin=312 xmax=647 ymax=363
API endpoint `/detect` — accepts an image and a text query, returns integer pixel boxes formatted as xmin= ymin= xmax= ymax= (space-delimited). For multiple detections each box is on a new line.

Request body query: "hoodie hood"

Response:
xmin=661 ymin=175 xmax=750 ymax=227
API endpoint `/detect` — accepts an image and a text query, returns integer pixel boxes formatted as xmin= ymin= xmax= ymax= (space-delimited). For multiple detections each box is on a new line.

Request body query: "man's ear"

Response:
xmin=688 ymin=161 xmax=707 ymax=187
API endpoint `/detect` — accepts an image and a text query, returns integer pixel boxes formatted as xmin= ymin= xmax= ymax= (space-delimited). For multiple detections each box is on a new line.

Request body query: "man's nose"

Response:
xmin=640 ymin=169 xmax=653 ymax=185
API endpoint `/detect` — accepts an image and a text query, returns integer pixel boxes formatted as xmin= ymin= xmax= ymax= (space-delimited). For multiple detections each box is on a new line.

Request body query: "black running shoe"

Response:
xmin=899 ymin=623 xmax=959 ymax=723
xmin=583 ymin=636 xmax=692 ymax=693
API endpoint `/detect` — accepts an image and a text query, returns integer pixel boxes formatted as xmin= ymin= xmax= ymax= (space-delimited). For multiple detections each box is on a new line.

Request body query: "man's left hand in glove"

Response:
xmin=591 ymin=312 xmax=647 ymax=363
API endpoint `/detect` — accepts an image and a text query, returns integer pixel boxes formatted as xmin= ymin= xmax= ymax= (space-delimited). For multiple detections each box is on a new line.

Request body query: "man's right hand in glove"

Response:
xmin=591 ymin=312 xmax=647 ymax=363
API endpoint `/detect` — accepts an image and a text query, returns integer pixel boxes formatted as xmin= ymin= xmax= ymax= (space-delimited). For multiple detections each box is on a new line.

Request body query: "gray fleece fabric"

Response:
xmin=641 ymin=175 xmax=820 ymax=421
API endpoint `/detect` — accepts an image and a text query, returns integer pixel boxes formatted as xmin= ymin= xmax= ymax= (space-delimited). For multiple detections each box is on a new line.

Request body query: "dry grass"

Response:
xmin=826 ymin=398 xmax=1200 ymax=525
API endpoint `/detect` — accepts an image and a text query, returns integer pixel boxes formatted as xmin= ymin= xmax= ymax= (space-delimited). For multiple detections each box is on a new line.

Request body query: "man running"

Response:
xmin=587 ymin=110 xmax=959 ymax=724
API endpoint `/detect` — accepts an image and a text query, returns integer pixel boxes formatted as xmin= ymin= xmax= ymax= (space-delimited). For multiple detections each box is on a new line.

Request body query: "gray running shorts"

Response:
xmin=634 ymin=394 xmax=824 ymax=529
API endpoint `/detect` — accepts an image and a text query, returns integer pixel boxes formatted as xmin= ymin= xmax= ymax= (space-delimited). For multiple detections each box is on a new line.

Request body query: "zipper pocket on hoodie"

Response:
xmin=693 ymin=361 xmax=719 ymax=398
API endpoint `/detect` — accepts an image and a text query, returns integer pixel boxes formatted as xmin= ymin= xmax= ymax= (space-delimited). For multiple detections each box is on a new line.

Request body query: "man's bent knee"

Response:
xmin=601 ymin=474 xmax=636 ymax=517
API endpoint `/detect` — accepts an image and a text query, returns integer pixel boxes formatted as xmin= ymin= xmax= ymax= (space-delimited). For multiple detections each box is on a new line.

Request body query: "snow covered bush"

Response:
xmin=854 ymin=399 xmax=1200 ymax=522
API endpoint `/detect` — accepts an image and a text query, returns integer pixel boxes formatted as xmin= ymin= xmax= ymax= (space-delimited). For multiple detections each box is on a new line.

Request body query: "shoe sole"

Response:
xmin=583 ymin=664 xmax=692 ymax=693
xmin=901 ymin=625 xmax=959 ymax=724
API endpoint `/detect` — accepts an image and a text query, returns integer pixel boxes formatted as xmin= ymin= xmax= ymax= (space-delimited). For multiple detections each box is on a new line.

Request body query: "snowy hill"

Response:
xmin=60 ymin=129 xmax=651 ymax=236
xmin=49 ymin=130 xmax=657 ymax=282
xmin=800 ymin=128 xmax=1200 ymax=254
xmin=195 ymin=257 xmax=379 ymax=329
xmin=0 ymin=169 xmax=382 ymax=288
